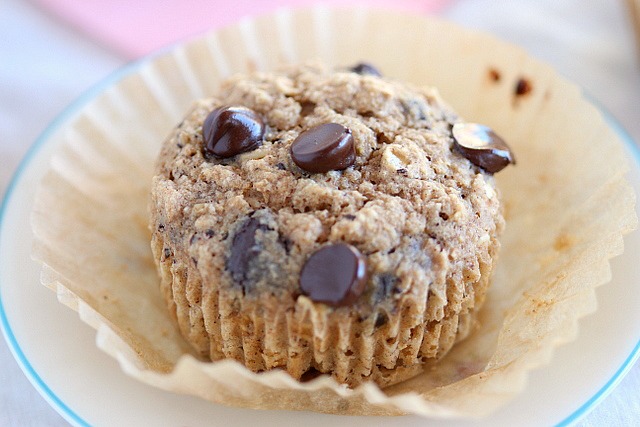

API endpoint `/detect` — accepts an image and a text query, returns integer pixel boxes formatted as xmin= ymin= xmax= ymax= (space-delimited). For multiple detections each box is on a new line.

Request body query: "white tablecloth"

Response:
xmin=1 ymin=0 xmax=638 ymax=425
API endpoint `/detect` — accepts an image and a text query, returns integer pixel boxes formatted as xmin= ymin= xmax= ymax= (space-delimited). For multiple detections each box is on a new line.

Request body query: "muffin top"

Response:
xmin=151 ymin=63 xmax=509 ymax=319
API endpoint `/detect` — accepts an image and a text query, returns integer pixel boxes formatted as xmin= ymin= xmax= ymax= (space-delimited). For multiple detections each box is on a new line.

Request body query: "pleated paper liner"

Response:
xmin=31 ymin=6 xmax=637 ymax=418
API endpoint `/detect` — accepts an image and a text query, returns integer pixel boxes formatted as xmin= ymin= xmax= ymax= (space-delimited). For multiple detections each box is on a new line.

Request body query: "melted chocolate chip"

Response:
xmin=373 ymin=273 xmax=399 ymax=303
xmin=452 ymin=123 xmax=515 ymax=173
xmin=350 ymin=62 xmax=382 ymax=77
xmin=299 ymin=243 xmax=367 ymax=307
xmin=203 ymin=106 xmax=265 ymax=158
xmin=290 ymin=123 xmax=355 ymax=173
xmin=227 ymin=217 xmax=268 ymax=287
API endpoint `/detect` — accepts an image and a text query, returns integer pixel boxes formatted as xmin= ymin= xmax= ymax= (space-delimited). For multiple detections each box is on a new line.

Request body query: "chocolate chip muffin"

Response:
xmin=149 ymin=62 xmax=514 ymax=388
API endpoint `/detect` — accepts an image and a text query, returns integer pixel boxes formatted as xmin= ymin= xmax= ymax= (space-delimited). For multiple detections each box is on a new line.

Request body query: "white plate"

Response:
xmin=1 ymin=64 xmax=639 ymax=426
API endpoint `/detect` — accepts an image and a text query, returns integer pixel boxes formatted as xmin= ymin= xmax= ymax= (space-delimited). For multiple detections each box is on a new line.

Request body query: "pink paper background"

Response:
xmin=33 ymin=0 xmax=451 ymax=59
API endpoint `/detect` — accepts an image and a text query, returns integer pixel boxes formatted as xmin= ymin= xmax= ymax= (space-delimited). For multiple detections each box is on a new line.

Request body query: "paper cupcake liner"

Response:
xmin=148 ymin=84 xmax=498 ymax=389
xmin=31 ymin=6 xmax=637 ymax=418
xmin=153 ymin=229 xmax=486 ymax=389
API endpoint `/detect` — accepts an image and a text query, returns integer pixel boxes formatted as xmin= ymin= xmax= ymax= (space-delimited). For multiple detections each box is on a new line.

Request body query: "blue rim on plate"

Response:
xmin=555 ymin=103 xmax=640 ymax=427
xmin=1 ymin=59 xmax=639 ymax=427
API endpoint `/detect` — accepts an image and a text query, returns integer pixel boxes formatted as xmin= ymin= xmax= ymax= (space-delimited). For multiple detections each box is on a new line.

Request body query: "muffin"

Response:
xmin=149 ymin=62 xmax=514 ymax=388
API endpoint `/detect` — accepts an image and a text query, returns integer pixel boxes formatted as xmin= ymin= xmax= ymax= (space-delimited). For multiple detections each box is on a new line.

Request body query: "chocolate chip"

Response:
xmin=343 ymin=214 xmax=356 ymax=221
xmin=396 ymin=168 xmax=408 ymax=175
xmin=515 ymin=78 xmax=532 ymax=96
xmin=290 ymin=123 xmax=356 ymax=173
xmin=227 ymin=217 xmax=268 ymax=287
xmin=203 ymin=106 xmax=265 ymax=158
xmin=205 ymin=229 xmax=215 ymax=238
xmin=452 ymin=123 xmax=515 ymax=173
xmin=299 ymin=243 xmax=367 ymax=307
xmin=350 ymin=62 xmax=382 ymax=77
xmin=275 ymin=162 xmax=286 ymax=170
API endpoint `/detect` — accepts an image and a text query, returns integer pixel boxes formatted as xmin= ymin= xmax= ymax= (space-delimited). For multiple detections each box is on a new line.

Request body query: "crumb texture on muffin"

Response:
xmin=150 ymin=63 xmax=504 ymax=388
